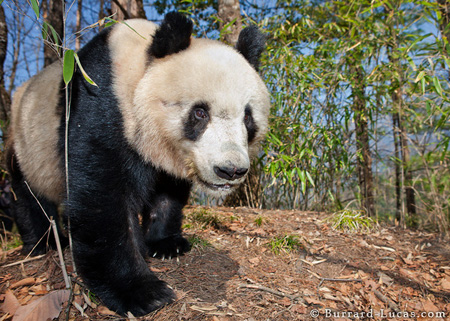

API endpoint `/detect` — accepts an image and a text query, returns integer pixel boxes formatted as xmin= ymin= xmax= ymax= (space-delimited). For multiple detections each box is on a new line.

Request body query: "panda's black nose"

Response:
xmin=214 ymin=166 xmax=248 ymax=181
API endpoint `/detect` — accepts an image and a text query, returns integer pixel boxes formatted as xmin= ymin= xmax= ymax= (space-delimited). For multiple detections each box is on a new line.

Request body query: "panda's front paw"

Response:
xmin=103 ymin=277 xmax=175 ymax=316
xmin=147 ymin=234 xmax=191 ymax=259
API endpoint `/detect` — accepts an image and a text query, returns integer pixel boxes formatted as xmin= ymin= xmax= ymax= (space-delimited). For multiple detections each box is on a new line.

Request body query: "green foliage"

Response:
xmin=256 ymin=0 xmax=449 ymax=230
xmin=185 ymin=208 xmax=222 ymax=229
xmin=268 ymin=234 xmax=303 ymax=255
xmin=87 ymin=291 xmax=100 ymax=306
xmin=74 ymin=53 xmax=97 ymax=87
xmin=41 ymin=22 xmax=59 ymax=46
xmin=63 ymin=50 xmax=75 ymax=85
xmin=325 ymin=210 xmax=376 ymax=234
xmin=254 ymin=215 xmax=265 ymax=227
xmin=0 ymin=231 xmax=22 ymax=252
xmin=187 ymin=235 xmax=212 ymax=251
xmin=30 ymin=0 xmax=39 ymax=19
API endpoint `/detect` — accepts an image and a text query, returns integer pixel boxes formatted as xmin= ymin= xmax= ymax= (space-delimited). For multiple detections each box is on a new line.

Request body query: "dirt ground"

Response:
xmin=1 ymin=206 xmax=450 ymax=320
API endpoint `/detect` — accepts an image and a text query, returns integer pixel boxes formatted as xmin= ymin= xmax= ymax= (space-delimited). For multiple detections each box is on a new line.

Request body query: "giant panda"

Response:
xmin=6 ymin=12 xmax=270 ymax=316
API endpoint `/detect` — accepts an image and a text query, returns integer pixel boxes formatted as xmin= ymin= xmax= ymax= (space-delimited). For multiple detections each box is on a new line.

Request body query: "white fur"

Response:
xmin=130 ymin=39 xmax=270 ymax=195
xmin=10 ymin=62 xmax=65 ymax=203
xmin=11 ymin=19 xmax=270 ymax=200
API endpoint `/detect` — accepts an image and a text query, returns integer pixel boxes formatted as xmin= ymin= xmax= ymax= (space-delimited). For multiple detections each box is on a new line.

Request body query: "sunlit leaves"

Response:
xmin=41 ymin=22 xmax=59 ymax=46
xmin=63 ymin=51 xmax=98 ymax=87
xmin=74 ymin=53 xmax=97 ymax=86
xmin=30 ymin=0 xmax=39 ymax=19
xmin=63 ymin=50 xmax=74 ymax=85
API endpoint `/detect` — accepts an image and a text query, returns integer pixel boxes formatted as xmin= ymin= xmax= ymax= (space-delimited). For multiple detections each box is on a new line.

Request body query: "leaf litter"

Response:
xmin=1 ymin=205 xmax=450 ymax=320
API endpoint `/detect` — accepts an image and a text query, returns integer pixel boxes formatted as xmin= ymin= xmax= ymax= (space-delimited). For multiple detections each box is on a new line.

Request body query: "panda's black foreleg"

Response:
xmin=68 ymin=189 xmax=175 ymax=316
xmin=143 ymin=174 xmax=191 ymax=259
xmin=7 ymin=150 xmax=66 ymax=255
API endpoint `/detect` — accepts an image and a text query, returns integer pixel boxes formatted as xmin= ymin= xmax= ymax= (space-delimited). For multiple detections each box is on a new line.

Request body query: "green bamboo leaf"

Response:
xmin=41 ymin=22 xmax=49 ymax=40
xmin=30 ymin=0 xmax=40 ymax=19
xmin=42 ymin=22 xmax=59 ymax=46
xmin=74 ymin=53 xmax=98 ymax=87
xmin=297 ymin=169 xmax=306 ymax=194
xmin=48 ymin=23 xmax=59 ymax=45
xmin=433 ymin=76 xmax=443 ymax=96
xmin=104 ymin=17 xmax=146 ymax=39
xmin=414 ymin=71 xmax=425 ymax=83
xmin=306 ymin=171 xmax=315 ymax=187
xmin=63 ymin=50 xmax=75 ymax=85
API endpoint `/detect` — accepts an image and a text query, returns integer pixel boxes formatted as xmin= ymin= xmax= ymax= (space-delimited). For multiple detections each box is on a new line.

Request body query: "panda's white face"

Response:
xmin=132 ymin=39 xmax=270 ymax=196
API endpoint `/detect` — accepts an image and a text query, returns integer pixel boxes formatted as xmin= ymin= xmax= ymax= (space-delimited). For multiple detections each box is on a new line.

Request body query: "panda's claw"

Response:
xmin=147 ymin=234 xmax=191 ymax=260
xmin=162 ymin=255 xmax=165 ymax=261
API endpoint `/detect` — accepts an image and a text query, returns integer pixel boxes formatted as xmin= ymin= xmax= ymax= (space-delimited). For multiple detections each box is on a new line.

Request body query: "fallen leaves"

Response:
xmin=440 ymin=277 xmax=450 ymax=290
xmin=2 ymin=207 xmax=450 ymax=321
xmin=10 ymin=278 xmax=36 ymax=289
xmin=1 ymin=290 xmax=70 ymax=321
xmin=0 ymin=291 xmax=20 ymax=315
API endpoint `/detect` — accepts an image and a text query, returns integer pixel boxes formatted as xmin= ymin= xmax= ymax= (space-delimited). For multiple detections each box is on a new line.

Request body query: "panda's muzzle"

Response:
xmin=213 ymin=166 xmax=248 ymax=181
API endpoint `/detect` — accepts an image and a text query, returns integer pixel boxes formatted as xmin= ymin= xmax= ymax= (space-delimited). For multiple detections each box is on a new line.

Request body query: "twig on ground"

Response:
xmin=24 ymin=181 xmax=71 ymax=289
xmin=65 ymin=284 xmax=75 ymax=321
xmin=318 ymin=277 xmax=363 ymax=288
xmin=374 ymin=289 xmax=400 ymax=313
xmin=2 ymin=254 xmax=46 ymax=268
xmin=238 ymin=283 xmax=307 ymax=305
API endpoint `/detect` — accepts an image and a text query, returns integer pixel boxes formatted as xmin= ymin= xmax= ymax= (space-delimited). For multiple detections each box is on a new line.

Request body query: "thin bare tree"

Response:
xmin=0 ymin=4 xmax=10 ymax=130
xmin=111 ymin=0 xmax=146 ymax=21
xmin=43 ymin=0 xmax=65 ymax=67
xmin=218 ymin=0 xmax=242 ymax=46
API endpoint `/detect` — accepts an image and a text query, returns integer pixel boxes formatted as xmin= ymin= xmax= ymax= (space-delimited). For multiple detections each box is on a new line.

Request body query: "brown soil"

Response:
xmin=1 ymin=206 xmax=450 ymax=320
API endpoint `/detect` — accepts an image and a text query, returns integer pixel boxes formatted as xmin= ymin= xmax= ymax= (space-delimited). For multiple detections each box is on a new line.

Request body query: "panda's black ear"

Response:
xmin=149 ymin=12 xmax=193 ymax=58
xmin=236 ymin=26 xmax=266 ymax=71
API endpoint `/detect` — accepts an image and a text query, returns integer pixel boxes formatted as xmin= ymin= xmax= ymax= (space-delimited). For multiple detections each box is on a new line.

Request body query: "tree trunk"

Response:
xmin=352 ymin=65 xmax=374 ymax=217
xmin=385 ymin=3 xmax=417 ymax=227
xmin=43 ymin=0 xmax=65 ymax=67
xmin=398 ymin=113 xmax=417 ymax=224
xmin=0 ymin=4 xmax=10 ymax=131
xmin=76 ymin=0 xmax=82 ymax=50
xmin=98 ymin=0 xmax=106 ymax=31
xmin=218 ymin=0 xmax=242 ymax=46
xmin=392 ymin=112 xmax=401 ymax=222
xmin=438 ymin=0 xmax=450 ymax=46
xmin=219 ymin=0 xmax=261 ymax=208
xmin=111 ymin=0 xmax=146 ymax=21
xmin=438 ymin=0 xmax=450 ymax=81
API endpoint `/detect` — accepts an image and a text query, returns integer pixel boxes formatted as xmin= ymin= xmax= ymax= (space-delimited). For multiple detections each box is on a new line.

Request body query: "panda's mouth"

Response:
xmin=198 ymin=179 xmax=234 ymax=191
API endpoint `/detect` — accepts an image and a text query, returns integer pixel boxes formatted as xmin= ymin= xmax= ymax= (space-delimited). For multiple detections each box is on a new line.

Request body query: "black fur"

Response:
xmin=7 ymin=20 xmax=192 ymax=317
xmin=149 ymin=12 xmax=193 ymax=58
xmin=236 ymin=26 xmax=266 ymax=71
xmin=6 ymin=147 xmax=67 ymax=255
xmin=8 ymin=12 xmax=266 ymax=318
xmin=183 ymin=102 xmax=210 ymax=141
xmin=143 ymin=172 xmax=191 ymax=258
xmin=244 ymin=105 xmax=258 ymax=143
xmin=0 ymin=178 xmax=13 ymax=231
xmin=58 ymin=26 xmax=192 ymax=316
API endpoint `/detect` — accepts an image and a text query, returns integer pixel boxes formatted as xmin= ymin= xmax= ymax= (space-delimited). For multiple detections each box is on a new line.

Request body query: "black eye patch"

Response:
xmin=244 ymin=105 xmax=258 ymax=143
xmin=183 ymin=102 xmax=210 ymax=141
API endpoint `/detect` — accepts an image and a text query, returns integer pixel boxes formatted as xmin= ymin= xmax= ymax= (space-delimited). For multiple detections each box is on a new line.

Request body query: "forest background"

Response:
xmin=0 ymin=0 xmax=449 ymax=236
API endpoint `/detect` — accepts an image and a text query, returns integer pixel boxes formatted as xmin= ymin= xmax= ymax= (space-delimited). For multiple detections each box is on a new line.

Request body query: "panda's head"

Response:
xmin=132 ymin=13 xmax=270 ymax=196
